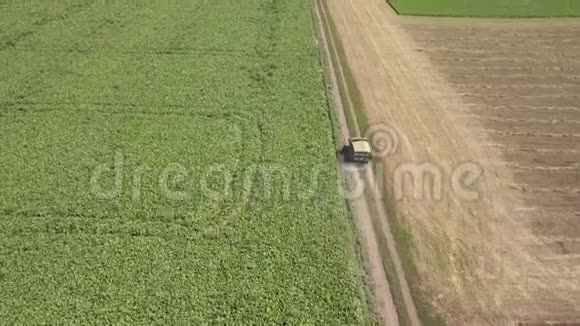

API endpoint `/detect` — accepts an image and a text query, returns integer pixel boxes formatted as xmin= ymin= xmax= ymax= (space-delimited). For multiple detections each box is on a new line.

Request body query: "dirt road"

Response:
xmin=324 ymin=0 xmax=580 ymax=324
xmin=314 ymin=0 xmax=421 ymax=324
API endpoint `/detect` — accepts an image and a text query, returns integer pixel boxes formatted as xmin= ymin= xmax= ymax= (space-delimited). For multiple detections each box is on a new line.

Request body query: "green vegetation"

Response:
xmin=388 ymin=0 xmax=580 ymax=17
xmin=0 ymin=0 xmax=369 ymax=323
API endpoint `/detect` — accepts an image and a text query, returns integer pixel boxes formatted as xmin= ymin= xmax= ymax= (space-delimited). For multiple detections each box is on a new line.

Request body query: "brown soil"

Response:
xmin=325 ymin=0 xmax=580 ymax=324
xmin=313 ymin=1 xmax=401 ymax=324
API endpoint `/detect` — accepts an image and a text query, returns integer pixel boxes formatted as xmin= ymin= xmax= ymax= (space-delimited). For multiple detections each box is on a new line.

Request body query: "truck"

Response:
xmin=341 ymin=138 xmax=372 ymax=164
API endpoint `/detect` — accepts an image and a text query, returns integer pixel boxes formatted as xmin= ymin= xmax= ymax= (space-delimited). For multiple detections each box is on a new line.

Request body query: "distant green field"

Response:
xmin=389 ymin=0 xmax=580 ymax=17
xmin=0 ymin=0 xmax=369 ymax=323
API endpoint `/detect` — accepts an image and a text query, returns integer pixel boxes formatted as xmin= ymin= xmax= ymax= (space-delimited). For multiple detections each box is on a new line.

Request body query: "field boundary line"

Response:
xmin=313 ymin=0 xmax=400 ymax=324
xmin=311 ymin=0 xmax=380 ymax=323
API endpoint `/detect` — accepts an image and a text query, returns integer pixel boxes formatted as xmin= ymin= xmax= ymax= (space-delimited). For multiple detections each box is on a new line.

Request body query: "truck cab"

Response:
xmin=342 ymin=138 xmax=372 ymax=164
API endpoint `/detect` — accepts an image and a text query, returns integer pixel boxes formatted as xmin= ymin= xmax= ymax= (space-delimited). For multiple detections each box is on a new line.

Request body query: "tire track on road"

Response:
xmin=314 ymin=1 xmax=422 ymax=325
xmin=314 ymin=1 xmax=399 ymax=325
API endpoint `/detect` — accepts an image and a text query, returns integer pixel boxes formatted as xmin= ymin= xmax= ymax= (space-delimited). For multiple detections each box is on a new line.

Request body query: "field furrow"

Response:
xmin=462 ymin=94 xmax=580 ymax=107
xmin=455 ymin=85 xmax=579 ymax=97
xmin=447 ymin=74 xmax=580 ymax=85
xmin=430 ymin=56 xmax=580 ymax=67
xmin=513 ymin=170 xmax=580 ymax=188
xmin=423 ymin=48 xmax=580 ymax=61
xmin=467 ymin=105 xmax=580 ymax=121
xmin=470 ymin=117 xmax=580 ymax=135
xmin=503 ymin=150 xmax=580 ymax=167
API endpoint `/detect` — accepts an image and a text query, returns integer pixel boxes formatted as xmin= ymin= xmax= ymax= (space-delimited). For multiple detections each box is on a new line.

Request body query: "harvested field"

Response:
xmin=405 ymin=19 xmax=580 ymax=280
xmin=403 ymin=18 xmax=580 ymax=322
xmin=325 ymin=0 xmax=580 ymax=324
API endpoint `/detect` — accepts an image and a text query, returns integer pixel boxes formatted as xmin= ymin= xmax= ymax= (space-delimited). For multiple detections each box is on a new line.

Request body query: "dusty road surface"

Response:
xmin=314 ymin=1 xmax=407 ymax=324
xmin=325 ymin=0 xmax=580 ymax=324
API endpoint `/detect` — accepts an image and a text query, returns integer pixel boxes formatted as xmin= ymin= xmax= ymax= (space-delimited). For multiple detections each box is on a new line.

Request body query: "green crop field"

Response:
xmin=0 ymin=0 xmax=369 ymax=323
xmin=388 ymin=0 xmax=580 ymax=17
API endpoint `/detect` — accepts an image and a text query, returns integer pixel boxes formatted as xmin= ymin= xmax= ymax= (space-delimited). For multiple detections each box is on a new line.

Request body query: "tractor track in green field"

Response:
xmin=0 ymin=0 xmax=97 ymax=50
